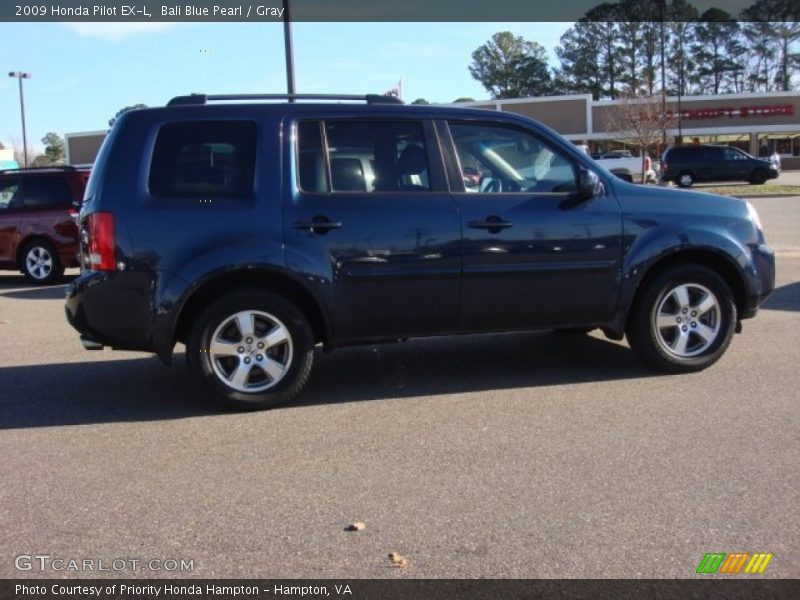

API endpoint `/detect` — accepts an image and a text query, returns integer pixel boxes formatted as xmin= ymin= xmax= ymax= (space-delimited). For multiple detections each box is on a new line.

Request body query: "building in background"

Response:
xmin=64 ymin=130 xmax=107 ymax=167
xmin=460 ymin=91 xmax=800 ymax=168
xmin=0 ymin=146 xmax=19 ymax=170
xmin=65 ymin=91 xmax=800 ymax=169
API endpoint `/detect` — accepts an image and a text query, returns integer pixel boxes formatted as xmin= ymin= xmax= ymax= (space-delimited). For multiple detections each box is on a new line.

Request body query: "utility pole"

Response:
xmin=659 ymin=0 xmax=667 ymax=148
xmin=8 ymin=71 xmax=32 ymax=167
xmin=282 ymin=0 xmax=296 ymax=100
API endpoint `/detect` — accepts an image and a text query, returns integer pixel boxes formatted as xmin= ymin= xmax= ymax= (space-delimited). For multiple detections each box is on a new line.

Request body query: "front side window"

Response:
xmin=723 ymin=147 xmax=746 ymax=161
xmin=448 ymin=123 xmax=577 ymax=194
xmin=149 ymin=121 xmax=256 ymax=197
xmin=296 ymin=120 xmax=430 ymax=193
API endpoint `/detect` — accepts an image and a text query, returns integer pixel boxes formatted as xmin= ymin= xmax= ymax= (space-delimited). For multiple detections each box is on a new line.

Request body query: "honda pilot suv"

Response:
xmin=0 ymin=166 xmax=89 ymax=284
xmin=66 ymin=93 xmax=775 ymax=410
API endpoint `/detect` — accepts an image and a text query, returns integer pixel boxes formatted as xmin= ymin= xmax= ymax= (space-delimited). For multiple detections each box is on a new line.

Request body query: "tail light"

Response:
xmin=84 ymin=212 xmax=116 ymax=271
xmin=644 ymin=156 xmax=652 ymax=172
xmin=68 ymin=203 xmax=80 ymax=225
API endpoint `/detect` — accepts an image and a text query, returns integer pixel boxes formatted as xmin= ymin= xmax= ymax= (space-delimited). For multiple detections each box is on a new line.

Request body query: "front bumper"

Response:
xmin=741 ymin=243 xmax=775 ymax=319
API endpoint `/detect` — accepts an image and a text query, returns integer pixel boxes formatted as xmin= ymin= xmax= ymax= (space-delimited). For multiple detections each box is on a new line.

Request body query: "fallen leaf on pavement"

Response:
xmin=388 ymin=552 xmax=408 ymax=567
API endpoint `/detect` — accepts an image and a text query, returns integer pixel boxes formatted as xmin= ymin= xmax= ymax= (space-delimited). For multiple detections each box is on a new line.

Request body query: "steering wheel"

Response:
xmin=480 ymin=177 xmax=503 ymax=193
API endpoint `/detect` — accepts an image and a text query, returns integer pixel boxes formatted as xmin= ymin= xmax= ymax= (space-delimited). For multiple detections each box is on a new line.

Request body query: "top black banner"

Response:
xmin=2 ymin=0 xmax=797 ymax=22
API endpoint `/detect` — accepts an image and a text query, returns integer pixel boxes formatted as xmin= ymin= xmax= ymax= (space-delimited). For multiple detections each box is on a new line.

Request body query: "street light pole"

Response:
xmin=659 ymin=0 xmax=666 ymax=148
xmin=282 ymin=0 xmax=296 ymax=100
xmin=8 ymin=71 xmax=32 ymax=168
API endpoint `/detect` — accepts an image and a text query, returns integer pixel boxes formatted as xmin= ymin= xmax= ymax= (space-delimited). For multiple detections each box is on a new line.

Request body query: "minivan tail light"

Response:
xmin=87 ymin=212 xmax=116 ymax=270
xmin=644 ymin=156 xmax=652 ymax=172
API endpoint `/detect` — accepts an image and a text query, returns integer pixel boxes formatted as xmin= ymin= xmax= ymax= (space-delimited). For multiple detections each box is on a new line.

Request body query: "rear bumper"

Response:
xmin=65 ymin=270 xmax=153 ymax=351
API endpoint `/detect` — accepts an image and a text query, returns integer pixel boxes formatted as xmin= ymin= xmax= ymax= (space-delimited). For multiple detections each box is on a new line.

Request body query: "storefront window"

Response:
xmin=758 ymin=133 xmax=800 ymax=157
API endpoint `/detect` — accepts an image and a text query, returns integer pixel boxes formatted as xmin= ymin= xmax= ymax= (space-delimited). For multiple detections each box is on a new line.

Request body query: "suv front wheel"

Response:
xmin=749 ymin=168 xmax=768 ymax=185
xmin=626 ymin=265 xmax=736 ymax=372
xmin=187 ymin=290 xmax=315 ymax=410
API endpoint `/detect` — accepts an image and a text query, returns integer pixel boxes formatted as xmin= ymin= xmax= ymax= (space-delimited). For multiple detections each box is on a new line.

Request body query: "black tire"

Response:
xmin=626 ymin=265 xmax=737 ymax=373
xmin=20 ymin=239 xmax=64 ymax=285
xmin=613 ymin=172 xmax=633 ymax=183
xmin=676 ymin=171 xmax=695 ymax=188
xmin=187 ymin=290 xmax=314 ymax=410
xmin=748 ymin=168 xmax=767 ymax=185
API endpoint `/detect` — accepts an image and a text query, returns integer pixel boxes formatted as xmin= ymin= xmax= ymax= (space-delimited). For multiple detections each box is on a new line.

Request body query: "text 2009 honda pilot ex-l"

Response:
xmin=65 ymin=93 xmax=775 ymax=410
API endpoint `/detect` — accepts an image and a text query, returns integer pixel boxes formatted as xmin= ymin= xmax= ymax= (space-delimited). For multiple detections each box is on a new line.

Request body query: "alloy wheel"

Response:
xmin=25 ymin=246 xmax=53 ymax=280
xmin=653 ymin=283 xmax=721 ymax=358
xmin=208 ymin=310 xmax=294 ymax=393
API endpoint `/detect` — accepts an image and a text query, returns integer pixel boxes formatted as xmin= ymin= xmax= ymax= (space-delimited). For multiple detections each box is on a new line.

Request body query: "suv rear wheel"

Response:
xmin=21 ymin=239 xmax=64 ymax=285
xmin=677 ymin=171 xmax=695 ymax=188
xmin=626 ymin=265 xmax=736 ymax=372
xmin=187 ymin=290 xmax=314 ymax=410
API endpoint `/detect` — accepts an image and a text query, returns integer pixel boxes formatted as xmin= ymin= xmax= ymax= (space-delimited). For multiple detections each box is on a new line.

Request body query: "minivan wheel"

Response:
xmin=21 ymin=240 xmax=63 ymax=285
xmin=677 ymin=171 xmax=695 ymax=188
xmin=749 ymin=168 xmax=767 ymax=185
xmin=626 ymin=265 xmax=736 ymax=373
xmin=187 ymin=290 xmax=314 ymax=410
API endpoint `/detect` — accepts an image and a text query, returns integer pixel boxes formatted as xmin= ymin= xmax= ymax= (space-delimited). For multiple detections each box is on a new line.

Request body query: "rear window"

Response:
xmin=0 ymin=177 xmax=21 ymax=209
xmin=149 ymin=121 xmax=257 ymax=197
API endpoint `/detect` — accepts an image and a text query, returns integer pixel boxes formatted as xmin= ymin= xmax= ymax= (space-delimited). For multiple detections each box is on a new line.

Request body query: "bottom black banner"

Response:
xmin=2 ymin=579 xmax=800 ymax=600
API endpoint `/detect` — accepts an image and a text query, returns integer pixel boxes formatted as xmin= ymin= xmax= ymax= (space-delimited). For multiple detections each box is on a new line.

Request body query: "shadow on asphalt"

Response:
xmin=0 ymin=331 xmax=655 ymax=429
xmin=0 ymin=275 xmax=76 ymax=300
xmin=762 ymin=281 xmax=800 ymax=313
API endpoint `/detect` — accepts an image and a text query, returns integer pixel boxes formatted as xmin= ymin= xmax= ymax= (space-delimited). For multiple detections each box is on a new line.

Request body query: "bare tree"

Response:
xmin=606 ymin=93 xmax=675 ymax=183
xmin=10 ymin=136 xmax=38 ymax=168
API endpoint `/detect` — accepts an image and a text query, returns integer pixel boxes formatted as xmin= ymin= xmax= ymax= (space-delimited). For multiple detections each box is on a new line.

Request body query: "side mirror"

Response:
xmin=577 ymin=168 xmax=604 ymax=201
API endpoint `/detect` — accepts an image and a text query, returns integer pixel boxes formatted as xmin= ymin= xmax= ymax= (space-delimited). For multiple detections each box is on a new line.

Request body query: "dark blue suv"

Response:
xmin=661 ymin=144 xmax=779 ymax=187
xmin=65 ymin=93 xmax=775 ymax=410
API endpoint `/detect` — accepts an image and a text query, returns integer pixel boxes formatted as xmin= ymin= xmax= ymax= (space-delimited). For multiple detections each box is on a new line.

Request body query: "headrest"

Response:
xmin=396 ymin=144 xmax=427 ymax=175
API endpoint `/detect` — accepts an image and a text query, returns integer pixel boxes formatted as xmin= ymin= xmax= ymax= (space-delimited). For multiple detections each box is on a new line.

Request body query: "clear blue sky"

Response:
xmin=0 ymin=22 xmax=570 ymax=152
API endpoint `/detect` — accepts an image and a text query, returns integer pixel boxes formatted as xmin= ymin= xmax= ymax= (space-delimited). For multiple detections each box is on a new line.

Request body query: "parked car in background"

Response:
xmin=592 ymin=152 xmax=656 ymax=184
xmin=661 ymin=144 xmax=778 ymax=187
xmin=65 ymin=92 xmax=774 ymax=410
xmin=0 ymin=166 xmax=89 ymax=284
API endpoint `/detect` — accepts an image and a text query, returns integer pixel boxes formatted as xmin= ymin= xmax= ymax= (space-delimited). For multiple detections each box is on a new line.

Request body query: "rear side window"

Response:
xmin=667 ymin=147 xmax=689 ymax=162
xmin=296 ymin=120 xmax=430 ymax=193
xmin=149 ymin=121 xmax=256 ymax=197
xmin=20 ymin=175 xmax=73 ymax=208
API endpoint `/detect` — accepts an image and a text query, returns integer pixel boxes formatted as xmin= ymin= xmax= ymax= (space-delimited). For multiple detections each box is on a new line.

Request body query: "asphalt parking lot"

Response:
xmin=0 ymin=196 xmax=798 ymax=579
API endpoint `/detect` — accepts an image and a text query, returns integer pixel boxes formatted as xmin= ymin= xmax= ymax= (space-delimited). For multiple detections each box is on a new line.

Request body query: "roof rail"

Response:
xmin=167 ymin=93 xmax=404 ymax=106
xmin=0 ymin=165 xmax=82 ymax=174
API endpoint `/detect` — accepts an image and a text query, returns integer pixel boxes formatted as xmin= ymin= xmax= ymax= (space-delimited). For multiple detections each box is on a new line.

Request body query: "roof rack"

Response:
xmin=167 ymin=93 xmax=404 ymax=107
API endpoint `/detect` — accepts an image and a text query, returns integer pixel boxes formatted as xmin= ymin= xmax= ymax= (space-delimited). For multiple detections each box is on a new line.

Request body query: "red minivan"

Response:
xmin=0 ymin=166 xmax=90 ymax=284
